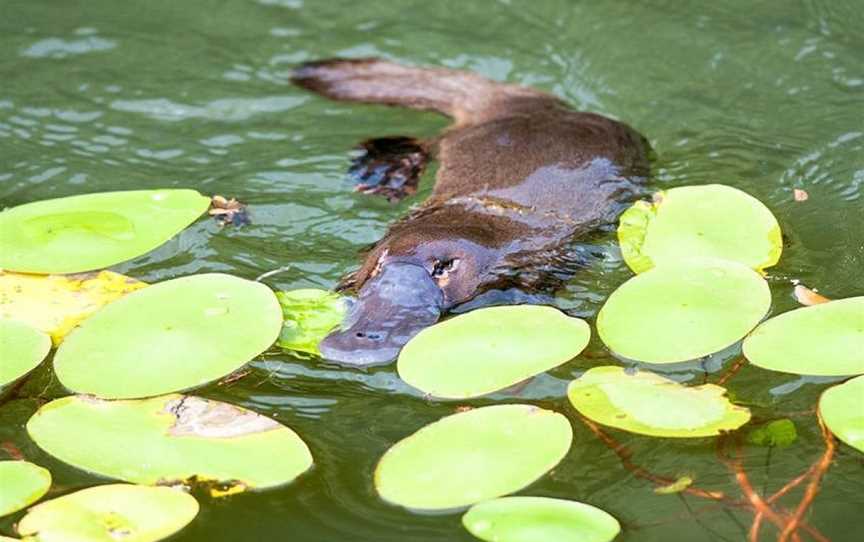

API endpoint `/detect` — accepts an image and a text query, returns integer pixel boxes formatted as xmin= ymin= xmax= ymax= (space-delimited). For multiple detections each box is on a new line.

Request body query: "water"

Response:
xmin=1 ymin=1 xmax=863 ymax=540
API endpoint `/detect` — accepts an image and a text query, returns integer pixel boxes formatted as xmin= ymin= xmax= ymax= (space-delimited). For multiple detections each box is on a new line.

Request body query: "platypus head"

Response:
xmin=319 ymin=209 xmax=519 ymax=366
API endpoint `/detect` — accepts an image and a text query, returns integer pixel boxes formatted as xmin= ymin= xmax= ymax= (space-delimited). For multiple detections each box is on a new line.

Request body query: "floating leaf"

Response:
xmin=54 ymin=273 xmax=282 ymax=399
xmin=27 ymin=394 xmax=313 ymax=491
xmin=0 ymin=189 xmax=211 ymax=274
xmin=618 ymin=184 xmax=782 ymax=273
xmin=276 ymin=289 xmax=346 ymax=355
xmin=743 ymin=297 xmax=864 ymax=376
xmin=567 ymin=366 xmax=751 ymax=437
xmin=0 ymin=270 xmax=146 ymax=345
xmin=819 ymin=375 xmax=864 ymax=454
xmin=597 ymin=258 xmax=770 ymax=363
xmin=398 ymin=305 xmax=590 ymax=399
xmin=374 ymin=404 xmax=572 ymax=510
xmin=462 ymin=497 xmax=620 ymax=542
xmin=0 ymin=321 xmax=50 ymax=388
xmin=16 ymin=484 xmax=198 ymax=542
xmin=654 ymin=476 xmax=694 ymax=495
xmin=746 ymin=419 xmax=797 ymax=448
xmin=0 ymin=461 xmax=51 ymax=517
xmin=793 ymin=284 xmax=830 ymax=306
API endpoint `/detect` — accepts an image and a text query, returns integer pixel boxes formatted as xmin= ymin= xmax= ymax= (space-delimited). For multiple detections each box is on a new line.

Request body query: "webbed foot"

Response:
xmin=348 ymin=137 xmax=428 ymax=202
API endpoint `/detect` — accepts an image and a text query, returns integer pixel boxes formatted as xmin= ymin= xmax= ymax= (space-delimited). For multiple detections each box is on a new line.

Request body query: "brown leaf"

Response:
xmin=209 ymin=195 xmax=249 ymax=226
xmin=794 ymin=284 xmax=831 ymax=306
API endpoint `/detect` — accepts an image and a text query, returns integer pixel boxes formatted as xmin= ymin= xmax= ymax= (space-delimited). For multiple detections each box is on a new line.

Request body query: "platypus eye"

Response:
xmin=431 ymin=258 xmax=459 ymax=277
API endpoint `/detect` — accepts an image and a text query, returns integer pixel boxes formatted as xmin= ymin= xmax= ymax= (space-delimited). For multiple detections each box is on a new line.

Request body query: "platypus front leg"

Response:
xmin=347 ymin=136 xmax=429 ymax=202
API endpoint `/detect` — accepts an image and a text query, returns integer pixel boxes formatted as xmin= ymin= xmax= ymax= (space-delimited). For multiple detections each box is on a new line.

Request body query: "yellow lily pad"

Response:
xmin=567 ymin=366 xmax=751 ymax=437
xmin=0 ymin=271 xmax=146 ymax=345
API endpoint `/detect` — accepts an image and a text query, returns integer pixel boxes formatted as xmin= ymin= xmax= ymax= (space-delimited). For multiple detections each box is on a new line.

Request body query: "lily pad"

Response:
xmin=54 ymin=273 xmax=282 ymax=399
xmin=276 ymin=289 xmax=346 ymax=355
xmin=398 ymin=305 xmax=590 ymax=398
xmin=742 ymin=297 xmax=864 ymax=376
xmin=597 ymin=258 xmax=770 ymax=364
xmin=0 ymin=189 xmax=211 ymax=274
xmin=0 ymin=271 xmax=146 ymax=345
xmin=462 ymin=497 xmax=620 ymax=542
xmin=374 ymin=404 xmax=572 ymax=510
xmin=618 ymin=184 xmax=782 ymax=273
xmin=16 ymin=484 xmax=198 ymax=542
xmin=567 ymin=366 xmax=751 ymax=437
xmin=0 ymin=321 xmax=51 ymax=388
xmin=27 ymin=394 xmax=313 ymax=491
xmin=0 ymin=461 xmax=51 ymax=517
xmin=819 ymin=375 xmax=864 ymax=454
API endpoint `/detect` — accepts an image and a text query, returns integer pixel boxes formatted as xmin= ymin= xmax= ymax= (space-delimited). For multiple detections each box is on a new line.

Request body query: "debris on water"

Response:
xmin=209 ymin=195 xmax=250 ymax=226
xmin=793 ymin=284 xmax=830 ymax=306
xmin=793 ymin=188 xmax=809 ymax=202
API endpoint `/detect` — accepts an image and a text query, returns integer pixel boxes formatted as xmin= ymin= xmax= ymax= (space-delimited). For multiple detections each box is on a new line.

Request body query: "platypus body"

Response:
xmin=292 ymin=58 xmax=651 ymax=365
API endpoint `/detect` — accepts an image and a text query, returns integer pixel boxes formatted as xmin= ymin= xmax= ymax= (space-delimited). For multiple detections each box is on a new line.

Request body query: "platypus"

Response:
xmin=292 ymin=58 xmax=651 ymax=365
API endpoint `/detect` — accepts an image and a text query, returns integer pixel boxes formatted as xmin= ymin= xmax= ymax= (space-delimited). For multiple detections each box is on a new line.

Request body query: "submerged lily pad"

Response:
xmin=0 ymin=189 xmax=211 ymax=274
xmin=597 ymin=258 xmax=770 ymax=364
xmin=819 ymin=375 xmax=864 ymax=454
xmin=276 ymin=289 xmax=346 ymax=355
xmin=27 ymin=394 xmax=313 ymax=491
xmin=618 ymin=184 xmax=782 ymax=273
xmin=0 ymin=321 xmax=51 ymax=388
xmin=0 ymin=270 xmax=146 ymax=345
xmin=567 ymin=366 xmax=751 ymax=437
xmin=16 ymin=484 xmax=198 ymax=542
xmin=398 ymin=305 xmax=590 ymax=398
xmin=462 ymin=497 xmax=620 ymax=542
xmin=0 ymin=461 xmax=51 ymax=517
xmin=54 ymin=273 xmax=282 ymax=399
xmin=743 ymin=297 xmax=864 ymax=376
xmin=374 ymin=404 xmax=572 ymax=510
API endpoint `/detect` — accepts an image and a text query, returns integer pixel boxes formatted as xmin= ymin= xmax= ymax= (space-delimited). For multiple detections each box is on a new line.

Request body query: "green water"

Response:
xmin=1 ymin=0 xmax=862 ymax=540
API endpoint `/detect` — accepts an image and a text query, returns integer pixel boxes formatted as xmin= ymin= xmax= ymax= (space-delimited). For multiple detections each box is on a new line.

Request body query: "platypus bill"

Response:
xmin=292 ymin=58 xmax=651 ymax=366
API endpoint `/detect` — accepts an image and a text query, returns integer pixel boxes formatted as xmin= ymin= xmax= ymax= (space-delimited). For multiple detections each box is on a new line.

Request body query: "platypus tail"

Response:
xmin=291 ymin=57 xmax=549 ymax=124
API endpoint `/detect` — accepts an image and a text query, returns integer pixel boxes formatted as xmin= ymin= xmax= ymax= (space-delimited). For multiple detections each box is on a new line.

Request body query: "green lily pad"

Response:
xmin=54 ymin=273 xmax=282 ymax=399
xmin=462 ymin=497 xmax=620 ymax=542
xmin=16 ymin=484 xmax=198 ymax=542
xmin=746 ymin=419 xmax=797 ymax=448
xmin=567 ymin=366 xmax=751 ymax=437
xmin=0 ymin=189 xmax=210 ymax=274
xmin=819 ymin=375 xmax=864 ymax=454
xmin=374 ymin=404 xmax=572 ymax=510
xmin=618 ymin=184 xmax=782 ymax=273
xmin=0 ymin=321 xmax=51 ymax=388
xmin=26 ymin=394 xmax=313 ymax=491
xmin=398 ymin=305 xmax=590 ymax=399
xmin=597 ymin=258 xmax=770 ymax=363
xmin=0 ymin=461 xmax=51 ymax=518
xmin=276 ymin=289 xmax=346 ymax=355
xmin=742 ymin=297 xmax=864 ymax=376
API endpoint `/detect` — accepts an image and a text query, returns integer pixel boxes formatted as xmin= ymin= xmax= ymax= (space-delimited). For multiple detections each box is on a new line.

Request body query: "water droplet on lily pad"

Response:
xmin=374 ymin=404 xmax=572 ymax=510
xmin=462 ymin=496 xmax=620 ymax=542
xmin=0 ymin=461 xmax=51 ymax=517
xmin=0 ymin=189 xmax=211 ymax=274
xmin=0 ymin=320 xmax=51 ymax=388
xmin=567 ymin=366 xmax=751 ymax=437
xmin=398 ymin=305 xmax=590 ymax=398
xmin=16 ymin=484 xmax=198 ymax=542
xmin=54 ymin=273 xmax=282 ymax=399
xmin=0 ymin=270 xmax=146 ymax=345
xmin=597 ymin=258 xmax=770 ymax=363
xmin=618 ymin=184 xmax=782 ymax=273
xmin=276 ymin=289 xmax=346 ymax=355
xmin=819 ymin=375 xmax=864 ymax=454
xmin=27 ymin=394 xmax=313 ymax=491
xmin=743 ymin=297 xmax=864 ymax=376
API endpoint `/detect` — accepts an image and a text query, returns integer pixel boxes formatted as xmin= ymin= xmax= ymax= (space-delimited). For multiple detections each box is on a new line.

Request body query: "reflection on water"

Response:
xmin=1 ymin=0 xmax=862 ymax=540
